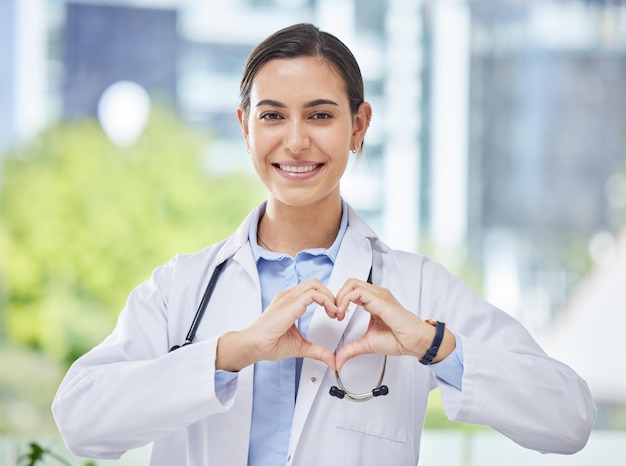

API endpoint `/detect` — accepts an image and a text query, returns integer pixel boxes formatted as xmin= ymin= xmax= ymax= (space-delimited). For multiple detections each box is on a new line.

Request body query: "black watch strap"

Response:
xmin=420 ymin=320 xmax=445 ymax=365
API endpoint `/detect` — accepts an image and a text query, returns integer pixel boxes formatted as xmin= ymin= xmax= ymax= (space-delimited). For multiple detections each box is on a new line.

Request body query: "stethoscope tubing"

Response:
xmin=328 ymin=265 xmax=389 ymax=401
xmin=169 ymin=259 xmax=227 ymax=352
xmin=333 ymin=355 xmax=388 ymax=401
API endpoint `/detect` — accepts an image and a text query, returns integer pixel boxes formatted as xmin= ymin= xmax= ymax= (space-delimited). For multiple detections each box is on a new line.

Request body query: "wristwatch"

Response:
xmin=420 ymin=319 xmax=446 ymax=365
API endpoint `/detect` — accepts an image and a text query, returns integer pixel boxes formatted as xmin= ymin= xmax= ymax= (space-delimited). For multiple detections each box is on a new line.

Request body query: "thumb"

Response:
xmin=299 ymin=342 xmax=337 ymax=372
xmin=335 ymin=339 xmax=372 ymax=371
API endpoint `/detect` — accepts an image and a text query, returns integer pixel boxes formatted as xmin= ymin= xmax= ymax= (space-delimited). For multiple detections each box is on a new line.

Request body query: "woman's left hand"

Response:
xmin=331 ymin=278 xmax=456 ymax=370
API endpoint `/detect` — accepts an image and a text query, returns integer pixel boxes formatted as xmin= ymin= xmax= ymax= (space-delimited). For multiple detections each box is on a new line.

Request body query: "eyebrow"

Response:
xmin=256 ymin=98 xmax=340 ymax=108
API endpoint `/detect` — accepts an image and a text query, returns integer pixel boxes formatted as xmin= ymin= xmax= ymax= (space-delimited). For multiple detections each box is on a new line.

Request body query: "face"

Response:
xmin=237 ymin=56 xmax=370 ymax=210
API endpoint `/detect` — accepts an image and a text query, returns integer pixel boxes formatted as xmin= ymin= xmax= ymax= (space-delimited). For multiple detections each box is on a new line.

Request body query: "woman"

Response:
xmin=52 ymin=23 xmax=596 ymax=466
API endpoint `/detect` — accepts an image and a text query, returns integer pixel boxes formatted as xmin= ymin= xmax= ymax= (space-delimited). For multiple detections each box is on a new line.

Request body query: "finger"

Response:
xmin=337 ymin=287 xmax=379 ymax=315
xmin=271 ymin=287 xmax=338 ymax=322
xmin=294 ymin=279 xmax=338 ymax=313
xmin=335 ymin=277 xmax=367 ymax=302
xmin=298 ymin=342 xmax=337 ymax=371
xmin=338 ymin=286 xmax=413 ymax=332
xmin=335 ymin=338 xmax=374 ymax=371
xmin=305 ymin=289 xmax=339 ymax=317
xmin=322 ymin=299 xmax=344 ymax=320
xmin=335 ymin=278 xmax=372 ymax=315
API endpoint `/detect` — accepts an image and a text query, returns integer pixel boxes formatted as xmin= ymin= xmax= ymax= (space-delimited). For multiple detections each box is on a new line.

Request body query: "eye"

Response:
xmin=260 ymin=112 xmax=283 ymax=121
xmin=310 ymin=112 xmax=332 ymax=120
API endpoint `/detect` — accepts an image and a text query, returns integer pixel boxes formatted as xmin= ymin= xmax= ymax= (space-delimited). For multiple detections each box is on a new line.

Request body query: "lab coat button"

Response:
xmin=310 ymin=377 xmax=317 ymax=383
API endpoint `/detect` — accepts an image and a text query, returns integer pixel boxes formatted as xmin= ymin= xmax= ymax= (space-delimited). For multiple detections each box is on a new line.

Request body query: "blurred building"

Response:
xmin=3 ymin=0 xmax=626 ymax=346
xmin=63 ymin=2 xmax=178 ymax=119
xmin=464 ymin=1 xmax=626 ymax=335
xmin=0 ymin=0 xmax=47 ymax=154
xmin=546 ymin=223 xmax=626 ymax=426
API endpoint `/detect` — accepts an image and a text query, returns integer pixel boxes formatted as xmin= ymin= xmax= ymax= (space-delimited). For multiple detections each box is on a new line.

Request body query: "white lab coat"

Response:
xmin=52 ymin=203 xmax=596 ymax=466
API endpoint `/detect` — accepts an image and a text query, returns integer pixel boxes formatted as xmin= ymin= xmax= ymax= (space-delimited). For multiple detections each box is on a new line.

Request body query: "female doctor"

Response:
xmin=52 ymin=23 xmax=596 ymax=466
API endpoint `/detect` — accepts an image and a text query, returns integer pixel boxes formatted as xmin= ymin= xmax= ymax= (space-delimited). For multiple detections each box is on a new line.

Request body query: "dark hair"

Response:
xmin=239 ymin=23 xmax=364 ymax=116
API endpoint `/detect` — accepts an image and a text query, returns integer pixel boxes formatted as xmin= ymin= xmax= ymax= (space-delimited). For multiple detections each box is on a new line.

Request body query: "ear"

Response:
xmin=351 ymin=102 xmax=372 ymax=150
xmin=237 ymin=106 xmax=250 ymax=148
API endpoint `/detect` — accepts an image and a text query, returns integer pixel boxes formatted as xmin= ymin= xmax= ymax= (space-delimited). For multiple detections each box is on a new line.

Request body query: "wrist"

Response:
xmin=419 ymin=320 xmax=456 ymax=365
xmin=432 ymin=328 xmax=456 ymax=364
xmin=419 ymin=320 xmax=445 ymax=365
xmin=216 ymin=330 xmax=255 ymax=372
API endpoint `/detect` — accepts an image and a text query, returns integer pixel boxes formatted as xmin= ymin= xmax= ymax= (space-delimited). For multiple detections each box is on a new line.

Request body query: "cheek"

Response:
xmin=320 ymin=126 xmax=352 ymax=154
xmin=250 ymin=154 xmax=270 ymax=186
xmin=329 ymin=120 xmax=353 ymax=142
xmin=247 ymin=125 xmax=279 ymax=153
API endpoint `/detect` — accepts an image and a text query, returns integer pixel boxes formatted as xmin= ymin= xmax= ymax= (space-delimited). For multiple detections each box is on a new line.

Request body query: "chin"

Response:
xmin=270 ymin=190 xmax=341 ymax=210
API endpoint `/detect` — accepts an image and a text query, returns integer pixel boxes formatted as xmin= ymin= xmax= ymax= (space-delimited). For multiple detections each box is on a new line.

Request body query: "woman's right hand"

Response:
xmin=216 ymin=278 xmax=338 ymax=372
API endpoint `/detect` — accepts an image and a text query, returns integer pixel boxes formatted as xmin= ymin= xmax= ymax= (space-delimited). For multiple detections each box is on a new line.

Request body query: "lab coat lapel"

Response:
xmin=217 ymin=203 xmax=262 ymax=290
xmin=197 ymin=209 xmax=260 ymax=465
xmin=287 ymin=223 xmax=373 ymax=457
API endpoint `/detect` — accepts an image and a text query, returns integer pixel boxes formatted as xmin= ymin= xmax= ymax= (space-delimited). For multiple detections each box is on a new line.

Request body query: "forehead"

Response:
xmin=250 ymin=56 xmax=348 ymax=103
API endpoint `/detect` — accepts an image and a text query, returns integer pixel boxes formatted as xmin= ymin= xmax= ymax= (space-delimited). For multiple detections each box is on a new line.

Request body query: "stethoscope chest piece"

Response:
xmin=329 ymin=355 xmax=389 ymax=402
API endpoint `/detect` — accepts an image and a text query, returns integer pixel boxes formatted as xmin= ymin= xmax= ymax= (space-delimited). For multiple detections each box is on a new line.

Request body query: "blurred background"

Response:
xmin=1 ymin=0 xmax=625 ymax=464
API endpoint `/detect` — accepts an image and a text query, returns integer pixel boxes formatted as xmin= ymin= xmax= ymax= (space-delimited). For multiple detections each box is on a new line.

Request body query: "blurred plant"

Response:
xmin=0 ymin=344 xmax=64 ymax=434
xmin=0 ymin=107 xmax=264 ymax=365
xmin=17 ymin=442 xmax=95 ymax=466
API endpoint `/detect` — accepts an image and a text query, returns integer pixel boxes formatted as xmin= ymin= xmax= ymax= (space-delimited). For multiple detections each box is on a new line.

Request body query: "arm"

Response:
xmin=421 ymin=260 xmax=596 ymax=454
xmin=52 ymin=258 xmax=232 ymax=459
xmin=52 ymin=264 xmax=338 ymax=459
xmin=332 ymin=259 xmax=596 ymax=455
xmin=430 ymin=334 xmax=464 ymax=390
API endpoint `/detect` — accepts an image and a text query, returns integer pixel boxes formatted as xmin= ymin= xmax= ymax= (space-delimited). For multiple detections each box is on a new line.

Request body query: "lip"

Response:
xmin=272 ymin=162 xmax=324 ymax=180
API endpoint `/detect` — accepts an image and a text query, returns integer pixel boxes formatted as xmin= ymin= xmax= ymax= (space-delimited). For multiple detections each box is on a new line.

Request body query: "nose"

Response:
xmin=283 ymin=120 xmax=310 ymax=155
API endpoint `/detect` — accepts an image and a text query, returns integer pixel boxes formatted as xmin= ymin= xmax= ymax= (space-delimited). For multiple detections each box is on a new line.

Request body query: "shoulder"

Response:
xmin=168 ymin=239 xmax=228 ymax=272
xmin=344 ymin=202 xmax=431 ymax=271
xmin=378 ymin=244 xmax=473 ymax=294
xmin=374 ymin=242 xmax=435 ymax=288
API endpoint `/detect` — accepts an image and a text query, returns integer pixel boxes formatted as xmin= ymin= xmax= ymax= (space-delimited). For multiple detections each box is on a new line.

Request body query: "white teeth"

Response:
xmin=279 ymin=164 xmax=318 ymax=173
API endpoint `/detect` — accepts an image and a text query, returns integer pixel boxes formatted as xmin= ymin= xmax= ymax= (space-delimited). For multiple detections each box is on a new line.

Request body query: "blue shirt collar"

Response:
xmin=248 ymin=199 xmax=349 ymax=264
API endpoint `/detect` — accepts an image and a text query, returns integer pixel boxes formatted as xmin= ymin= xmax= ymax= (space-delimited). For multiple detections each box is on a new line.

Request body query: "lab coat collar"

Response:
xmin=209 ymin=205 xmax=261 ymax=289
xmin=215 ymin=205 xmax=260 ymax=264
xmin=214 ymin=200 xmax=380 ymax=266
xmin=214 ymin=199 xmax=380 ymax=354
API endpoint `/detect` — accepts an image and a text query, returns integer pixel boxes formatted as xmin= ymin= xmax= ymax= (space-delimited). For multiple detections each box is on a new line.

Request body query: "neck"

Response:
xmin=258 ymin=195 xmax=343 ymax=256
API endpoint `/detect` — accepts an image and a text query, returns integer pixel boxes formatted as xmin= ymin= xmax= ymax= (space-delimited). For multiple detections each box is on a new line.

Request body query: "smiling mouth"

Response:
xmin=276 ymin=164 xmax=322 ymax=173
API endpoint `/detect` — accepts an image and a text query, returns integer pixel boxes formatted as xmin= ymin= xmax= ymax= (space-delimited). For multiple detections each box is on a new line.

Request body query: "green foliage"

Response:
xmin=18 ymin=442 xmax=95 ymax=466
xmin=0 ymin=344 xmax=64 ymax=434
xmin=0 ymin=108 xmax=265 ymax=365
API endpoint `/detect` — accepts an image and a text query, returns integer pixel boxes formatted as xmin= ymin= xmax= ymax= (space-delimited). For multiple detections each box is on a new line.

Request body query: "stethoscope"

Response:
xmin=169 ymin=258 xmax=389 ymax=402
xmin=168 ymin=260 xmax=227 ymax=352
xmin=328 ymin=266 xmax=389 ymax=401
